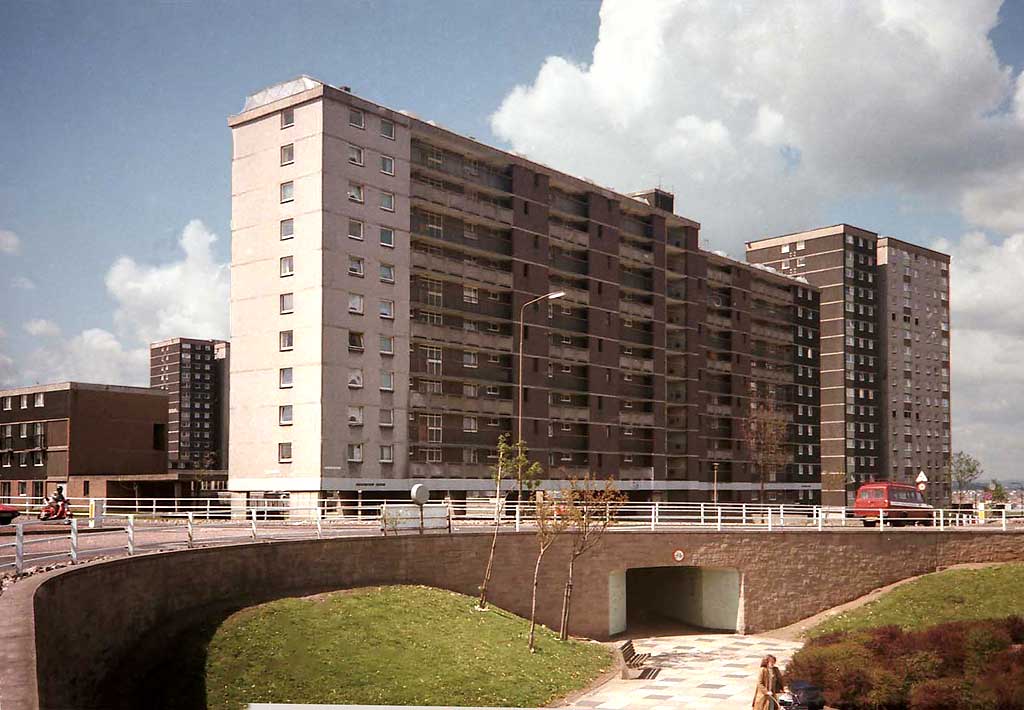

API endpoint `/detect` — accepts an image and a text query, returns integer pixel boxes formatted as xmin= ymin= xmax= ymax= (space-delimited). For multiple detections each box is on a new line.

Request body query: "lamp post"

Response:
xmin=712 ymin=462 xmax=720 ymax=505
xmin=516 ymin=291 xmax=566 ymax=500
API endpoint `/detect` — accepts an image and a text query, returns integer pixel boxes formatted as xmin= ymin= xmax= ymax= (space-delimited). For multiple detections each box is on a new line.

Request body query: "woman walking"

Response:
xmin=753 ymin=654 xmax=783 ymax=710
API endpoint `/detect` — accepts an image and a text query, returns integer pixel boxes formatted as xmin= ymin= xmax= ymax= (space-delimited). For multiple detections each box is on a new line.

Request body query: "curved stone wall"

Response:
xmin=3 ymin=529 xmax=1024 ymax=709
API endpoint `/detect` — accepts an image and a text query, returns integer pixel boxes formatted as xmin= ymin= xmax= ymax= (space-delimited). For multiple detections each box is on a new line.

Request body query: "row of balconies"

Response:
xmin=411 ymin=249 xmax=513 ymax=289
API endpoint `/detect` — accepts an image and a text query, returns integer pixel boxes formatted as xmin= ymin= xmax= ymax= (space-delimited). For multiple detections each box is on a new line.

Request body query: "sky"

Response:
xmin=1 ymin=0 xmax=1023 ymax=480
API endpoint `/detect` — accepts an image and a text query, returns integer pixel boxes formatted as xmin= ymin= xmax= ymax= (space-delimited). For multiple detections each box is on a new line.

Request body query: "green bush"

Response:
xmin=963 ymin=626 xmax=1011 ymax=676
xmin=908 ymin=678 xmax=972 ymax=710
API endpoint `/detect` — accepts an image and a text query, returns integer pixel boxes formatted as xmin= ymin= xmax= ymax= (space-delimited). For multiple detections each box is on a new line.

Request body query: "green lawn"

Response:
xmin=810 ymin=563 xmax=1024 ymax=637
xmin=200 ymin=585 xmax=612 ymax=710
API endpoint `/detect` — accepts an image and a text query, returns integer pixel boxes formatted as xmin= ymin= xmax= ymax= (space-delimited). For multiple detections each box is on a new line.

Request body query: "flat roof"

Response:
xmin=0 ymin=382 xmax=167 ymax=398
xmin=229 ymin=76 xmax=700 ymax=229
xmin=877 ymin=236 xmax=951 ymax=261
xmin=150 ymin=337 xmax=229 ymax=349
xmin=746 ymin=223 xmax=879 ymax=250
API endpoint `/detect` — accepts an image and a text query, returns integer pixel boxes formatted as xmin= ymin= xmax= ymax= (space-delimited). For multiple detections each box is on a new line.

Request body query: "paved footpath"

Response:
xmin=574 ymin=633 xmax=802 ymax=710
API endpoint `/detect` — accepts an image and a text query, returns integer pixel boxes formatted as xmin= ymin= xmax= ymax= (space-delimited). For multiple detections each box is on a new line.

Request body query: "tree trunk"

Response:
xmin=477 ymin=498 xmax=502 ymax=610
xmin=559 ymin=552 xmax=576 ymax=641
xmin=528 ymin=545 xmax=547 ymax=652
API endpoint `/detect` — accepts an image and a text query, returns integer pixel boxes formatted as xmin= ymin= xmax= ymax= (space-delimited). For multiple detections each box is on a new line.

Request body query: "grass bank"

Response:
xmin=197 ymin=585 xmax=611 ymax=710
xmin=810 ymin=563 xmax=1024 ymax=637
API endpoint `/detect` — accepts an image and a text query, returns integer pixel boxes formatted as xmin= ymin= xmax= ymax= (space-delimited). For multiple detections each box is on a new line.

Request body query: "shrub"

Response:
xmin=864 ymin=625 xmax=909 ymax=659
xmin=963 ymin=625 xmax=1012 ymax=676
xmin=900 ymin=651 xmax=943 ymax=685
xmin=863 ymin=667 xmax=907 ymax=708
xmin=908 ymin=678 xmax=972 ymax=710
xmin=785 ymin=640 xmax=873 ymax=697
xmin=1004 ymin=615 xmax=1024 ymax=644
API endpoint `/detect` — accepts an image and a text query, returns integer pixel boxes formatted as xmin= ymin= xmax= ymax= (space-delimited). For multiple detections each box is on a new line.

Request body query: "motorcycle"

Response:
xmin=38 ymin=499 xmax=73 ymax=521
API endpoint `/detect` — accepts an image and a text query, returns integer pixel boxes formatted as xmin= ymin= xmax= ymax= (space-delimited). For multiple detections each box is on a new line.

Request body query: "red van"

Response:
xmin=853 ymin=482 xmax=933 ymax=527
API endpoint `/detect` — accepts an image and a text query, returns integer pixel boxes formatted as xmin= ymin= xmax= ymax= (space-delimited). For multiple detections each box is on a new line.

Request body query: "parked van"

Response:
xmin=853 ymin=482 xmax=933 ymax=527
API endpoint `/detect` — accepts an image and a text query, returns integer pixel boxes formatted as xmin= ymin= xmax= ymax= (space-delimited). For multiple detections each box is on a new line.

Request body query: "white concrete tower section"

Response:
xmin=228 ymin=77 xmax=411 ymax=509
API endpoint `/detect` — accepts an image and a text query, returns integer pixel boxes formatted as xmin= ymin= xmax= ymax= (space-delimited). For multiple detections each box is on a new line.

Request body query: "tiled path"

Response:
xmin=573 ymin=634 xmax=803 ymax=710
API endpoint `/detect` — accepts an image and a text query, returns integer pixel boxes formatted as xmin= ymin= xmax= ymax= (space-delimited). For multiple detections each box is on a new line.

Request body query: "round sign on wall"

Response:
xmin=917 ymin=482 xmax=927 ymax=492
xmin=673 ymin=549 xmax=685 ymax=562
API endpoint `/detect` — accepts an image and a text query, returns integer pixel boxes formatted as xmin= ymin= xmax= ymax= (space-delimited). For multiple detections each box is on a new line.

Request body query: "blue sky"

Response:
xmin=2 ymin=0 xmax=1024 ymax=478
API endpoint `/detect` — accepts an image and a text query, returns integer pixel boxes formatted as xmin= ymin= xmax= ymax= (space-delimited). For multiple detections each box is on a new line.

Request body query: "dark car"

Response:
xmin=0 ymin=503 xmax=20 ymax=525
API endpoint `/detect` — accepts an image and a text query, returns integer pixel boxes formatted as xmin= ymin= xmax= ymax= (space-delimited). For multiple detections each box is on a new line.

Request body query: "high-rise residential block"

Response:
xmin=150 ymin=337 xmax=230 ymax=471
xmin=228 ymin=77 xmax=819 ymax=509
xmin=746 ymin=225 xmax=950 ymax=506
xmin=876 ymin=238 xmax=951 ymax=505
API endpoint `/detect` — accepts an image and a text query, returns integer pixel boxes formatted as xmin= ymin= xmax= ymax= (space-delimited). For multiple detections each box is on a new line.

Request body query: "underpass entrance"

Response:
xmin=609 ymin=567 xmax=742 ymax=636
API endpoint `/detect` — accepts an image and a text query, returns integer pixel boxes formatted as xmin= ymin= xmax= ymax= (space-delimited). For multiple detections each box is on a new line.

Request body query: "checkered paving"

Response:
xmin=573 ymin=634 xmax=802 ymax=710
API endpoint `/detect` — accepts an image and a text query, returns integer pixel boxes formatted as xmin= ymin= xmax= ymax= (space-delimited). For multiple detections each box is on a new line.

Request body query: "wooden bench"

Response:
xmin=620 ymin=640 xmax=651 ymax=669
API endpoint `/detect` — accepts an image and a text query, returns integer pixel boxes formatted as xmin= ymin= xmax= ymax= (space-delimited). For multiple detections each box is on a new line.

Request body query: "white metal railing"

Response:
xmin=0 ymin=499 xmax=1014 ymax=575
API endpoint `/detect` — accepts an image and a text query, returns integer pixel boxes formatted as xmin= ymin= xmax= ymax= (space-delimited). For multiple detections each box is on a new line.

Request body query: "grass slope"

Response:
xmin=810 ymin=563 xmax=1024 ymax=637
xmin=203 ymin=585 xmax=612 ymax=710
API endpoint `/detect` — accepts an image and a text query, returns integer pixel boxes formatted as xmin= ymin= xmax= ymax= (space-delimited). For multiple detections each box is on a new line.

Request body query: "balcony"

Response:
xmin=551 ymin=252 xmax=589 ymax=276
xmin=620 ymin=436 xmax=655 ymax=454
xmin=413 ymin=322 xmax=515 ymax=351
xmin=620 ymin=299 xmax=654 ymax=319
xmin=621 ymin=381 xmax=655 ymax=399
xmin=620 ymin=410 xmax=655 ymax=426
xmin=411 ymin=250 xmax=512 ymax=288
xmin=410 ymin=143 xmax=513 ymax=193
xmin=620 ymin=466 xmax=655 ymax=479
xmin=706 ymin=403 xmax=732 ymax=416
xmin=556 ymin=284 xmax=590 ymax=306
xmin=706 ymin=359 xmax=733 ymax=373
xmin=705 ymin=313 xmax=732 ymax=330
xmin=752 ymin=323 xmax=793 ymax=343
xmin=550 ymin=191 xmax=588 ymax=218
xmin=549 ymin=343 xmax=590 ymax=363
xmin=549 ymin=403 xmax=590 ymax=421
xmin=549 ymin=372 xmax=589 ymax=392
xmin=409 ymin=391 xmax=514 ymax=416
xmin=620 ymin=242 xmax=654 ymax=265
xmin=621 ymin=271 xmax=654 ymax=292
xmin=708 ymin=269 xmax=732 ymax=285
xmin=410 ymin=181 xmax=514 ymax=225
xmin=549 ymin=223 xmax=588 ymax=248
xmin=667 ymin=285 xmax=687 ymax=301
xmin=621 ymin=326 xmax=654 ymax=346
xmin=751 ymin=279 xmax=792 ymax=302
xmin=707 ymin=447 xmax=735 ymax=460
xmin=621 ymin=216 xmax=653 ymax=238
xmin=620 ymin=355 xmax=654 ymax=373
xmin=666 ymin=361 xmax=686 ymax=378
xmin=411 ymin=213 xmax=512 ymax=256
xmin=550 ymin=312 xmax=589 ymax=334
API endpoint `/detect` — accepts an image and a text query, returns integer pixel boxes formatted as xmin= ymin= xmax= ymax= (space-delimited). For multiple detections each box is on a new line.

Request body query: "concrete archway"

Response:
xmin=608 ymin=566 xmax=742 ymax=636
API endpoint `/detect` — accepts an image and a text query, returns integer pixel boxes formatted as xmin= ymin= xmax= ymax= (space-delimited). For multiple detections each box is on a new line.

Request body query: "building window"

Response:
xmin=380 ymin=118 xmax=395 ymax=139
xmin=281 ymin=109 xmax=294 ymax=128
xmin=379 ymin=371 xmax=395 ymax=391
xmin=348 ymin=331 xmax=365 ymax=351
xmin=347 ymin=443 xmax=363 ymax=462
xmin=348 ymin=256 xmax=365 ymax=276
xmin=348 ymin=183 xmax=364 ymax=203
xmin=279 ymin=367 xmax=293 ymax=388
xmin=279 ymin=405 xmax=293 ymax=426
xmin=380 ymin=155 xmax=395 ymax=175
xmin=348 ymin=293 xmax=365 ymax=314
xmin=380 ymin=264 xmax=395 ymax=283
xmin=425 ymin=448 xmax=442 ymax=463
xmin=425 ymin=279 xmax=443 ymax=306
xmin=280 ymin=293 xmax=294 ymax=314
xmin=278 ymin=443 xmax=293 ymax=463
xmin=379 ymin=408 xmax=394 ymax=427
xmin=34 ymin=393 xmax=44 ymax=407
xmin=380 ymin=334 xmax=395 ymax=355
xmin=279 ymin=330 xmax=294 ymax=351
xmin=463 ymin=351 xmax=478 ymax=368
xmin=280 ymin=218 xmax=294 ymax=240
xmin=426 ymin=212 xmax=443 ymax=236
xmin=463 ymin=287 xmax=479 ymax=304
xmin=380 ymin=191 xmax=395 ymax=212
xmin=380 ymin=227 xmax=395 ymax=248
xmin=380 ymin=445 xmax=394 ymax=463
xmin=425 ymin=414 xmax=442 ymax=443
xmin=463 ymin=416 xmax=478 ymax=432
xmin=348 ymin=219 xmax=364 ymax=240
xmin=280 ymin=144 xmax=294 ymax=166
xmin=425 ymin=346 xmax=442 ymax=375
xmin=379 ymin=300 xmax=395 ymax=319
xmin=349 ymin=108 xmax=365 ymax=129
xmin=348 ymin=406 xmax=364 ymax=426
xmin=32 ymin=451 xmax=43 ymax=467
xmin=1 ymin=397 xmax=9 ymax=411
xmin=348 ymin=369 xmax=363 ymax=388
xmin=463 ymin=448 xmax=479 ymax=464
xmin=280 ymin=256 xmax=294 ymax=277
xmin=20 ymin=395 xmax=28 ymax=409
xmin=280 ymin=181 xmax=294 ymax=203
xmin=348 ymin=143 xmax=364 ymax=165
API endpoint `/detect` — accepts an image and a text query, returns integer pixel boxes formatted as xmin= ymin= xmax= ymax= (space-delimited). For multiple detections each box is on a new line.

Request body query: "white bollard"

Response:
xmin=879 ymin=509 xmax=885 ymax=531
xmin=127 ymin=515 xmax=135 ymax=556
xmin=767 ymin=509 xmax=773 ymax=532
xmin=700 ymin=502 xmax=706 ymax=526
xmin=250 ymin=518 xmax=257 ymax=541
xmin=1002 ymin=508 xmax=1008 ymax=532
xmin=69 ymin=518 xmax=79 ymax=563
xmin=187 ymin=512 xmax=195 ymax=549
xmin=817 ymin=508 xmax=823 ymax=532
xmin=742 ymin=504 xmax=747 ymax=526
xmin=716 ymin=506 xmax=722 ymax=531
xmin=779 ymin=504 xmax=786 ymax=527
xmin=316 ymin=517 xmax=323 ymax=540
xmin=15 ymin=524 xmax=24 ymax=573
xmin=939 ymin=509 xmax=945 ymax=531
xmin=515 ymin=504 xmax=521 ymax=533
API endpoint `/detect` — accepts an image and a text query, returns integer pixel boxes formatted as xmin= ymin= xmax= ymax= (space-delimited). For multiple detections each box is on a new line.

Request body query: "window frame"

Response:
xmin=281 ymin=108 xmax=295 ymax=128
xmin=280 ymin=143 xmax=294 ymax=166
xmin=279 ymin=367 xmax=294 ymax=389
xmin=279 ymin=256 xmax=295 ymax=277
xmin=380 ymin=191 xmax=395 ymax=212
xmin=380 ymin=118 xmax=395 ymax=140
xmin=278 ymin=405 xmax=293 ymax=426
xmin=380 ymin=155 xmax=395 ymax=175
xmin=279 ymin=292 xmax=294 ymax=315
xmin=280 ymin=181 xmax=294 ymax=203
xmin=278 ymin=442 xmax=293 ymax=463
xmin=279 ymin=330 xmax=294 ymax=351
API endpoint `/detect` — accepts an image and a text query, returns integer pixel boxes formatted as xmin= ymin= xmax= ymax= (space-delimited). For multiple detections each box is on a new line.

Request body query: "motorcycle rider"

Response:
xmin=42 ymin=486 xmax=69 ymax=519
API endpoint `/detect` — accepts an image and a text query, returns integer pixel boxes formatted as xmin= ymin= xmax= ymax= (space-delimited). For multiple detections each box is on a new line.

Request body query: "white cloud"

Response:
xmin=0 ymin=220 xmax=228 ymax=388
xmin=23 ymin=319 xmax=61 ymax=338
xmin=0 ymin=230 xmax=19 ymax=255
xmin=933 ymin=231 xmax=1024 ymax=480
xmin=492 ymin=0 xmax=1024 ymax=248
xmin=11 ymin=276 xmax=35 ymax=290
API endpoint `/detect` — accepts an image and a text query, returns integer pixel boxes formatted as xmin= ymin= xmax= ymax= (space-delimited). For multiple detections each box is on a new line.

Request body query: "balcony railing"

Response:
xmin=550 ymin=191 xmax=588 ymax=218
xmin=549 ymin=222 xmax=588 ymax=247
xmin=621 ymin=326 xmax=654 ymax=346
xmin=620 ymin=242 xmax=654 ymax=264
xmin=620 ymin=355 xmax=655 ymax=373
xmin=411 ymin=250 xmax=512 ymax=288
xmin=410 ymin=143 xmax=513 ymax=193
xmin=410 ymin=180 xmax=514 ymax=225
xmin=551 ymin=252 xmax=589 ymax=276
xmin=410 ymin=213 xmax=512 ymax=255
xmin=621 ymin=271 xmax=654 ymax=291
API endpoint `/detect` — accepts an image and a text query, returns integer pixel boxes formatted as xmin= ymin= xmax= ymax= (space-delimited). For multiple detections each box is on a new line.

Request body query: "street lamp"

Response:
xmin=712 ymin=462 xmax=720 ymax=505
xmin=516 ymin=291 xmax=566 ymax=501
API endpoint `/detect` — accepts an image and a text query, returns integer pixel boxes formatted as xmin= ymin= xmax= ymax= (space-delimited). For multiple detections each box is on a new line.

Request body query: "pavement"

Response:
xmin=573 ymin=633 xmax=803 ymax=710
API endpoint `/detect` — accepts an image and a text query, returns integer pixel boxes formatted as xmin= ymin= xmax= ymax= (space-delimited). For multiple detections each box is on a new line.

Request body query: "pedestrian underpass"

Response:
xmin=608 ymin=566 xmax=743 ymax=635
